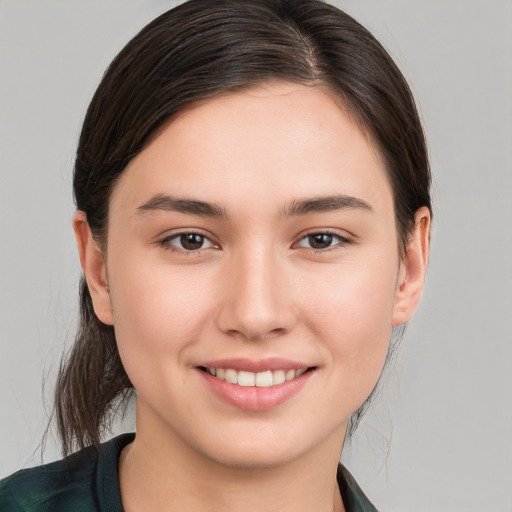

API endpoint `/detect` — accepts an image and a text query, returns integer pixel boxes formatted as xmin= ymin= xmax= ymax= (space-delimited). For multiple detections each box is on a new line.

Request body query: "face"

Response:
xmin=80 ymin=82 xmax=425 ymax=469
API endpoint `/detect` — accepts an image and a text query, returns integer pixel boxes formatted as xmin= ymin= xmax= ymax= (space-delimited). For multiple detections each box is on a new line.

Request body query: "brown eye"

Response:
xmin=179 ymin=233 xmax=205 ymax=250
xmin=162 ymin=232 xmax=215 ymax=252
xmin=296 ymin=232 xmax=351 ymax=251
xmin=307 ymin=233 xmax=333 ymax=249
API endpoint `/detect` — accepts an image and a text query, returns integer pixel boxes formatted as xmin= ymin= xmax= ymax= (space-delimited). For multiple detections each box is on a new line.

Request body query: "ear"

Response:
xmin=73 ymin=211 xmax=114 ymax=325
xmin=392 ymin=206 xmax=431 ymax=326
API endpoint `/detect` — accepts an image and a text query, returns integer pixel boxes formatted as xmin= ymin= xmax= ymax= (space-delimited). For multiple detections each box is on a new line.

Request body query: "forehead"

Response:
xmin=110 ymin=82 xmax=392 ymax=217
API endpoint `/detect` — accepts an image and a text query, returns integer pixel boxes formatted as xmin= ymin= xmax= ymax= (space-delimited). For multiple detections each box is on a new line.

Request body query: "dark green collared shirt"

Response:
xmin=0 ymin=433 xmax=378 ymax=512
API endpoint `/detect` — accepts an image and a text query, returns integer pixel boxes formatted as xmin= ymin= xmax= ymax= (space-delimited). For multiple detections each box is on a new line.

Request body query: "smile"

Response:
xmin=197 ymin=363 xmax=315 ymax=410
xmin=201 ymin=367 xmax=308 ymax=387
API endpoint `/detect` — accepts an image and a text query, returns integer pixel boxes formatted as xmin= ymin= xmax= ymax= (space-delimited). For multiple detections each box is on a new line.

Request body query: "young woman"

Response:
xmin=0 ymin=1 xmax=431 ymax=511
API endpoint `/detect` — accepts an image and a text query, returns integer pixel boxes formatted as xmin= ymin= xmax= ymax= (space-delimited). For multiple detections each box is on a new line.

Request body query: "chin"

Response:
xmin=191 ymin=421 xmax=344 ymax=472
xmin=203 ymin=442 xmax=301 ymax=471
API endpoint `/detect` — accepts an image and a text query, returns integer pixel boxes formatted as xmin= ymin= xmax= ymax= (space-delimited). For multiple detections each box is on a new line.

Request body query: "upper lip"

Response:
xmin=198 ymin=357 xmax=313 ymax=373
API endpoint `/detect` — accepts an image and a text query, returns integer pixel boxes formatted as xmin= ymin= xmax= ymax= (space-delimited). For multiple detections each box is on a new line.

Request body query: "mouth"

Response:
xmin=198 ymin=366 xmax=314 ymax=388
xmin=196 ymin=358 xmax=316 ymax=410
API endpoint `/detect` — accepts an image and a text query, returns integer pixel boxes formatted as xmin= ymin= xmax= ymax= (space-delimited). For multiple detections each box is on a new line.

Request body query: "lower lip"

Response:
xmin=197 ymin=369 xmax=313 ymax=411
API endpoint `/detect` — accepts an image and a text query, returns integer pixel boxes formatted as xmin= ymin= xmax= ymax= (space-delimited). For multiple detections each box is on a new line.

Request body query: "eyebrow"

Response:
xmin=135 ymin=193 xmax=228 ymax=218
xmin=284 ymin=195 xmax=373 ymax=216
xmin=135 ymin=193 xmax=372 ymax=219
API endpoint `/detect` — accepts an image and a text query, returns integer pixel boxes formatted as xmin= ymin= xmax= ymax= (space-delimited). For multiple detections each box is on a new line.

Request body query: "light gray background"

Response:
xmin=1 ymin=1 xmax=511 ymax=511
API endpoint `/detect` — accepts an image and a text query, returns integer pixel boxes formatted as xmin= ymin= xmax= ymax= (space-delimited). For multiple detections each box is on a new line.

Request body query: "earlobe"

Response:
xmin=392 ymin=206 xmax=431 ymax=326
xmin=72 ymin=211 xmax=114 ymax=325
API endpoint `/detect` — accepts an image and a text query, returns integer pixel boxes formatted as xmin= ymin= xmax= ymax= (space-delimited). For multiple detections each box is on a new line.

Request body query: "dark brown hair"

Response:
xmin=55 ymin=0 xmax=431 ymax=455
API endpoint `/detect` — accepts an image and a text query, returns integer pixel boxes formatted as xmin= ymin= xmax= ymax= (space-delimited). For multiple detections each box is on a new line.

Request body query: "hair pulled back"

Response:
xmin=56 ymin=0 xmax=431 ymax=454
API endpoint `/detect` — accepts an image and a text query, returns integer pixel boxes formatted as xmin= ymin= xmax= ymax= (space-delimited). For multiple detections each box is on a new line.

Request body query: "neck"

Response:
xmin=119 ymin=402 xmax=346 ymax=512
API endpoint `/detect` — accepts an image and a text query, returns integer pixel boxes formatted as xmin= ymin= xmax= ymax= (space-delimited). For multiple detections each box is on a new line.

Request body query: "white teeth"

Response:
xmin=255 ymin=370 xmax=273 ymax=387
xmin=238 ymin=371 xmax=255 ymax=387
xmin=285 ymin=369 xmax=296 ymax=381
xmin=206 ymin=367 xmax=308 ymax=387
xmin=272 ymin=369 xmax=286 ymax=385
xmin=225 ymin=369 xmax=238 ymax=384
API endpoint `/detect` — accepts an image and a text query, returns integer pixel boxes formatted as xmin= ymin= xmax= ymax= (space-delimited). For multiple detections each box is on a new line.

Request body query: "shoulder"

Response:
xmin=0 ymin=433 xmax=134 ymax=512
xmin=0 ymin=444 xmax=101 ymax=512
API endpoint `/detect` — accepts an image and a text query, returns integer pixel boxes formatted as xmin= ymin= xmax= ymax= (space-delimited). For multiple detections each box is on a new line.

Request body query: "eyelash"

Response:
xmin=156 ymin=230 xmax=353 ymax=255
xmin=294 ymin=230 xmax=353 ymax=252
xmin=157 ymin=231 xmax=217 ymax=255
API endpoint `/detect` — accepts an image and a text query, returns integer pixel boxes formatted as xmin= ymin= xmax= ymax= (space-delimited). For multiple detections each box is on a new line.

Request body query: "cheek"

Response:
xmin=303 ymin=258 xmax=397 ymax=382
xmin=107 ymin=254 xmax=216 ymax=379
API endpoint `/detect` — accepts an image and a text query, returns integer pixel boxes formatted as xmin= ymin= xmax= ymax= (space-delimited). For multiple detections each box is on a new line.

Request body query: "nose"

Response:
xmin=215 ymin=246 xmax=297 ymax=342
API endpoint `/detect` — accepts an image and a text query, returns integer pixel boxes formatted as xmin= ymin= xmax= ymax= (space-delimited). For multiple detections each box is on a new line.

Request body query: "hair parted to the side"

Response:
xmin=55 ymin=0 xmax=431 ymax=455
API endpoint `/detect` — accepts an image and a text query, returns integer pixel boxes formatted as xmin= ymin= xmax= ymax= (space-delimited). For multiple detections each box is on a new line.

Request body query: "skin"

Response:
xmin=74 ymin=82 xmax=430 ymax=512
